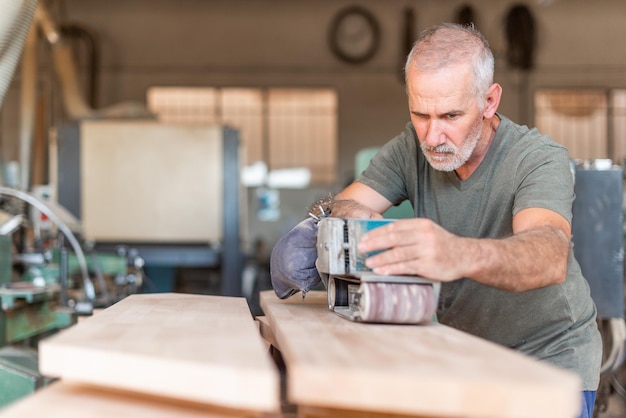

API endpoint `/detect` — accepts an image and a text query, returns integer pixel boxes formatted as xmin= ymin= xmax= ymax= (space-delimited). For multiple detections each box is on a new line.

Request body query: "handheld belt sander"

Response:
xmin=316 ymin=218 xmax=439 ymax=324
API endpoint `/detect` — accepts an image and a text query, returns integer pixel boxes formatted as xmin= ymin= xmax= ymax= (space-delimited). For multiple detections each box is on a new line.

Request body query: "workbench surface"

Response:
xmin=260 ymin=290 xmax=581 ymax=418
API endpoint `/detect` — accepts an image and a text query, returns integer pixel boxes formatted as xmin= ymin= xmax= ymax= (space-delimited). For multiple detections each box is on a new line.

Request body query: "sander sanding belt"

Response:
xmin=359 ymin=282 xmax=436 ymax=324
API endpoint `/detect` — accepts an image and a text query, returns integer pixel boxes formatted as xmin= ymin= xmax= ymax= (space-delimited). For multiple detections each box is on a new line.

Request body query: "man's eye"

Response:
xmin=448 ymin=114 xmax=458 ymax=119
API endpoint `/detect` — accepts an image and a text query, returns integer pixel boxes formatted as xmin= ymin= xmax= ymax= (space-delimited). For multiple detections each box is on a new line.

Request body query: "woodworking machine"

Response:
xmin=316 ymin=218 xmax=439 ymax=324
xmin=0 ymin=191 xmax=144 ymax=408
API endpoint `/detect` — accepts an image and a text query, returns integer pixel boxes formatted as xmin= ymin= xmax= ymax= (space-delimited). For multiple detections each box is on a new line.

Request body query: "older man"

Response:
xmin=271 ymin=23 xmax=601 ymax=418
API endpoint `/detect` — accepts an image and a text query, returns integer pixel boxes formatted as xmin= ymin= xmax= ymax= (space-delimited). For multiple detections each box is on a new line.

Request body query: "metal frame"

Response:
xmin=54 ymin=123 xmax=243 ymax=297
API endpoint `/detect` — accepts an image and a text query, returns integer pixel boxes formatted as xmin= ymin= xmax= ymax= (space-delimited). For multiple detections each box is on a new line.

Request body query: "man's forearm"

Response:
xmin=331 ymin=198 xmax=382 ymax=219
xmin=466 ymin=225 xmax=570 ymax=292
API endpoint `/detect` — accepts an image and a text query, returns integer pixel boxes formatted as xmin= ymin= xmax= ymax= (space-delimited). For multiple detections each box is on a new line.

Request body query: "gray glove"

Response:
xmin=270 ymin=217 xmax=321 ymax=299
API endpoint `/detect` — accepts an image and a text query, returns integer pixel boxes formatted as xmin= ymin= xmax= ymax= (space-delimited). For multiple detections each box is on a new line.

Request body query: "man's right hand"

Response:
xmin=270 ymin=217 xmax=321 ymax=299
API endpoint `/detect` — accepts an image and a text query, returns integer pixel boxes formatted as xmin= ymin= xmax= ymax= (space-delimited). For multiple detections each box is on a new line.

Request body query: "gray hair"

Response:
xmin=404 ymin=23 xmax=494 ymax=106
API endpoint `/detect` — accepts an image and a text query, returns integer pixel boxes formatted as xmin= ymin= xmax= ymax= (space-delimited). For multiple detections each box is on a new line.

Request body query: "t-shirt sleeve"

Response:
xmin=355 ymin=126 xmax=415 ymax=205
xmin=513 ymin=139 xmax=574 ymax=224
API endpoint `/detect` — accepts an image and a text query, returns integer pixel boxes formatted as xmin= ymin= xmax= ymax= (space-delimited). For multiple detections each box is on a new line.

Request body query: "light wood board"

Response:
xmin=0 ymin=381 xmax=277 ymax=418
xmin=39 ymin=293 xmax=279 ymax=412
xmin=80 ymin=120 xmax=223 ymax=242
xmin=256 ymin=316 xmax=278 ymax=348
xmin=260 ymin=291 xmax=581 ymax=418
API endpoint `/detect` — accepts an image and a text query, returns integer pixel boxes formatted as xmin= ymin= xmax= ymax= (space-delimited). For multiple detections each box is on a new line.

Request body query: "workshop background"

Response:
xmin=3 ymin=0 xmax=626 ymax=290
xmin=0 ymin=0 xmax=625 ymax=415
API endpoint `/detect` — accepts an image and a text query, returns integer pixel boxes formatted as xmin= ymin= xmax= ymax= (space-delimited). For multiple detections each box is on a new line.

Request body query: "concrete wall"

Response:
xmin=3 ymin=0 xmax=626 ymax=254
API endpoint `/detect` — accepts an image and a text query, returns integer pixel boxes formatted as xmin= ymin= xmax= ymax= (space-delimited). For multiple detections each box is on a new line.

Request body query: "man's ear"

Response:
xmin=483 ymin=83 xmax=502 ymax=118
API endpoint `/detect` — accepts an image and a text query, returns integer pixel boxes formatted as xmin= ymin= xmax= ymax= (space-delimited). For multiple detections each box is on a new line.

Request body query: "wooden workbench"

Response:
xmin=259 ymin=290 xmax=582 ymax=418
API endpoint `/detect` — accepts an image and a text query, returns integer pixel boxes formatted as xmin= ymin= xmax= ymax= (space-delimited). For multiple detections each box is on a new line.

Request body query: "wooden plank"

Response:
xmin=297 ymin=405 xmax=439 ymax=418
xmin=256 ymin=316 xmax=278 ymax=348
xmin=39 ymin=293 xmax=280 ymax=412
xmin=0 ymin=381 xmax=277 ymax=418
xmin=260 ymin=291 xmax=581 ymax=418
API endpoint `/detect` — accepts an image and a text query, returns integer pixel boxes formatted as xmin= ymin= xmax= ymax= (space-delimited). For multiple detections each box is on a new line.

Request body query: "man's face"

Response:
xmin=407 ymin=63 xmax=485 ymax=172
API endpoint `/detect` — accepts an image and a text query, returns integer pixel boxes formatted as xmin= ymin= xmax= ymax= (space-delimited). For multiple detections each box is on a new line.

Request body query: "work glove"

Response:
xmin=270 ymin=217 xmax=321 ymax=299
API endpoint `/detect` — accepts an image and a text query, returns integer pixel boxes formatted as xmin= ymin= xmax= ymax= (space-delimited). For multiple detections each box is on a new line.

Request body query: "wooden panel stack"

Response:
xmin=0 ymin=293 xmax=280 ymax=417
xmin=260 ymin=291 xmax=582 ymax=418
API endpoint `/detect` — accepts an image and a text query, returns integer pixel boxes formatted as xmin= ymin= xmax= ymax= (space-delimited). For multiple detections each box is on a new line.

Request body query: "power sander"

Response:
xmin=316 ymin=217 xmax=439 ymax=324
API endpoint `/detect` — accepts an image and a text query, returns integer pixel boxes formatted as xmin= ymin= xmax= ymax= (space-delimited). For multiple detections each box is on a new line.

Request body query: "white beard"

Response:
xmin=421 ymin=118 xmax=482 ymax=172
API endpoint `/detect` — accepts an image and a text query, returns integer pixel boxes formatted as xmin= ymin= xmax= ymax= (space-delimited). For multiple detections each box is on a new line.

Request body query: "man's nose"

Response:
xmin=424 ymin=120 xmax=446 ymax=147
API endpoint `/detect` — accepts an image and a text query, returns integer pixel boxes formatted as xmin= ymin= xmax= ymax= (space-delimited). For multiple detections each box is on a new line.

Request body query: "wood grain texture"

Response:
xmin=297 ymin=405 xmax=440 ymax=418
xmin=256 ymin=316 xmax=278 ymax=348
xmin=260 ymin=291 xmax=582 ymax=418
xmin=39 ymin=293 xmax=280 ymax=412
xmin=0 ymin=381 xmax=278 ymax=418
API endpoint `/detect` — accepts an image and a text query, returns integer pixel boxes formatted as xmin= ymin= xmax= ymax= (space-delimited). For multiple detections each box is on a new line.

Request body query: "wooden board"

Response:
xmin=80 ymin=120 xmax=223 ymax=242
xmin=0 ymin=381 xmax=277 ymax=418
xmin=260 ymin=291 xmax=581 ymax=418
xmin=256 ymin=316 xmax=278 ymax=348
xmin=39 ymin=293 xmax=279 ymax=412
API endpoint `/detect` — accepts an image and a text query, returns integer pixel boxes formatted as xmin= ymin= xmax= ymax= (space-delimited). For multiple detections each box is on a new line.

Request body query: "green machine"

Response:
xmin=0 ymin=234 xmax=74 ymax=407
xmin=0 ymin=188 xmax=145 ymax=408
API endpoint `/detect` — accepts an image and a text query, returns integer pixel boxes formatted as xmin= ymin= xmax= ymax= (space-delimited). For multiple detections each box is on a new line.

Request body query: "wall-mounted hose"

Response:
xmin=19 ymin=19 xmax=38 ymax=191
xmin=35 ymin=2 xmax=93 ymax=119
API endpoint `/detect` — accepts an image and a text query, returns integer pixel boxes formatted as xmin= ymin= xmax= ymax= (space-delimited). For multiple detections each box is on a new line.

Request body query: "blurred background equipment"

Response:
xmin=51 ymin=120 xmax=242 ymax=296
xmin=571 ymin=161 xmax=626 ymax=415
xmin=0 ymin=186 xmax=144 ymax=407
xmin=0 ymin=0 xmax=157 ymax=406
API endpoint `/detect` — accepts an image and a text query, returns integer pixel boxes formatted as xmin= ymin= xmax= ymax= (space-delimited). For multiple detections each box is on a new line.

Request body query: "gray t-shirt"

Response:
xmin=357 ymin=115 xmax=602 ymax=390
